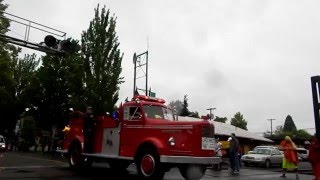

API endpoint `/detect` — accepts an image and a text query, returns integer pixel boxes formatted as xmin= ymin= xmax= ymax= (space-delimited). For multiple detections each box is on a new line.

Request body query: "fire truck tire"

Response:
xmin=179 ymin=165 xmax=206 ymax=180
xmin=136 ymin=148 xmax=165 ymax=180
xmin=68 ymin=145 xmax=84 ymax=169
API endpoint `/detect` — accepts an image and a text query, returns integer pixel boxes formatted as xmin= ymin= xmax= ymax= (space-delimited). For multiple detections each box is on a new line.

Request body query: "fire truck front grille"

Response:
xmin=201 ymin=125 xmax=214 ymax=138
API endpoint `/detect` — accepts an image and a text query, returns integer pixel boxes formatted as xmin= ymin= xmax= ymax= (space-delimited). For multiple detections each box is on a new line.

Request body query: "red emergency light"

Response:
xmin=133 ymin=95 xmax=166 ymax=104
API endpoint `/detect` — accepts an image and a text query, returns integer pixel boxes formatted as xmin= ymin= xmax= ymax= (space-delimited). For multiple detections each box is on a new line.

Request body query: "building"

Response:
xmin=177 ymin=116 xmax=274 ymax=154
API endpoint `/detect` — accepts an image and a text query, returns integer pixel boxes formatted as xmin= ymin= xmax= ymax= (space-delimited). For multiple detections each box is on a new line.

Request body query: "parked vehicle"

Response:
xmin=241 ymin=146 xmax=283 ymax=168
xmin=296 ymin=148 xmax=309 ymax=161
xmin=0 ymin=135 xmax=6 ymax=152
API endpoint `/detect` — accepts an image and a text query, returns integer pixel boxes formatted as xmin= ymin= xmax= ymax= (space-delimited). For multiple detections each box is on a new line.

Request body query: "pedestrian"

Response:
xmin=229 ymin=133 xmax=240 ymax=174
xmin=308 ymin=136 xmax=320 ymax=180
xmin=34 ymin=136 xmax=40 ymax=152
xmin=216 ymin=141 xmax=222 ymax=157
xmin=228 ymin=135 xmax=240 ymax=174
xmin=83 ymin=106 xmax=96 ymax=153
xmin=279 ymin=136 xmax=299 ymax=179
xmin=228 ymin=137 xmax=234 ymax=171
xmin=238 ymin=146 xmax=242 ymax=168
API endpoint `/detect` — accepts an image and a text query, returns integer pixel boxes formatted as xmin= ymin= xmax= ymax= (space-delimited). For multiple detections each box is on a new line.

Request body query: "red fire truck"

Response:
xmin=57 ymin=95 xmax=220 ymax=180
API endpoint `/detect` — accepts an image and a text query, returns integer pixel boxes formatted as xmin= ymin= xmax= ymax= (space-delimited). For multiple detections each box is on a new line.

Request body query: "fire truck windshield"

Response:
xmin=143 ymin=105 xmax=175 ymax=121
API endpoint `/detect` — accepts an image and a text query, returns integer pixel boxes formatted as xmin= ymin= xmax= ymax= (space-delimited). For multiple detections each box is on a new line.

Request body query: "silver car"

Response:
xmin=241 ymin=146 xmax=283 ymax=168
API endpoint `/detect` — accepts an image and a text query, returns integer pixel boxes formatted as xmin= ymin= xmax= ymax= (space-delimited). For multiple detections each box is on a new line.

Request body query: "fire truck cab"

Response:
xmin=58 ymin=95 xmax=220 ymax=180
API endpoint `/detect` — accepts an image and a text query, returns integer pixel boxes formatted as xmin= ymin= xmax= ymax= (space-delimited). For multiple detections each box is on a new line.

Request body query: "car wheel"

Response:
xmin=264 ymin=159 xmax=271 ymax=168
xmin=243 ymin=162 xmax=249 ymax=167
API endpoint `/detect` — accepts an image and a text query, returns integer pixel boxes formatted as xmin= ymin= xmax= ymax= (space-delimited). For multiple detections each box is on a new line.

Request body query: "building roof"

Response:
xmin=177 ymin=116 xmax=273 ymax=143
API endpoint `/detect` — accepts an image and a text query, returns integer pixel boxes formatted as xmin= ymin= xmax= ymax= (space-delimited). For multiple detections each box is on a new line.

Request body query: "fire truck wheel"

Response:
xmin=136 ymin=149 xmax=164 ymax=180
xmin=68 ymin=146 xmax=83 ymax=169
xmin=179 ymin=165 xmax=206 ymax=180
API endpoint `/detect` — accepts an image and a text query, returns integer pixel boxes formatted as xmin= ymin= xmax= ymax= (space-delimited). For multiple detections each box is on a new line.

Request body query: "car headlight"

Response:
xmin=1 ymin=144 xmax=5 ymax=148
xmin=168 ymin=137 xmax=175 ymax=146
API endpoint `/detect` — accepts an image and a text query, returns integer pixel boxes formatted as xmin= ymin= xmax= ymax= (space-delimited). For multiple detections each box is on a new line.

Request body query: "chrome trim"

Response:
xmin=160 ymin=155 xmax=221 ymax=165
xmin=55 ymin=150 xmax=134 ymax=161
xmin=82 ymin=153 xmax=134 ymax=160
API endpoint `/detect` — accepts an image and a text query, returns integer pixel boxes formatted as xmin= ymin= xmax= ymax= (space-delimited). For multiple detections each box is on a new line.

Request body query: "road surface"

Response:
xmin=0 ymin=151 xmax=314 ymax=180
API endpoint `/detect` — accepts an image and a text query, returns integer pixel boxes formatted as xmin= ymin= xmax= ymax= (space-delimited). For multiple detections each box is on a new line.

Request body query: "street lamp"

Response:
xmin=206 ymin=108 xmax=216 ymax=120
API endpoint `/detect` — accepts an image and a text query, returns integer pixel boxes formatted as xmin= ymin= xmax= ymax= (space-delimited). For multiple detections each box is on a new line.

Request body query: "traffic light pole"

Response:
xmin=0 ymin=11 xmax=70 ymax=55
xmin=311 ymin=76 xmax=320 ymax=141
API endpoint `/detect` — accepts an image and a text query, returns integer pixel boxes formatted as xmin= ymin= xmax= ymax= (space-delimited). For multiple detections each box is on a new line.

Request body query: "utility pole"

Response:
xmin=267 ymin=118 xmax=276 ymax=137
xmin=206 ymin=108 xmax=216 ymax=120
xmin=133 ymin=51 xmax=149 ymax=97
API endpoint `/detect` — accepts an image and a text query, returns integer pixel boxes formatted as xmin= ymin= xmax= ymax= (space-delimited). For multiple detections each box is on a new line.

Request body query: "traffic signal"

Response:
xmin=44 ymin=35 xmax=77 ymax=54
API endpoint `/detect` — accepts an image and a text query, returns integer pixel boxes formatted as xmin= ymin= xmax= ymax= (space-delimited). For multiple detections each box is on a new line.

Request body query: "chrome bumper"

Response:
xmin=160 ymin=155 xmax=222 ymax=165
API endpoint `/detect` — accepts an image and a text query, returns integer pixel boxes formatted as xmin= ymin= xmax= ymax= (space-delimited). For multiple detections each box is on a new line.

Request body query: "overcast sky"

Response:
xmin=4 ymin=0 xmax=320 ymax=134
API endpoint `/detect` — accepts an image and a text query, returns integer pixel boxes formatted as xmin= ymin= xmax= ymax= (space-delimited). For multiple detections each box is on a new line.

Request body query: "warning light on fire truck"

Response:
xmin=133 ymin=95 xmax=166 ymax=104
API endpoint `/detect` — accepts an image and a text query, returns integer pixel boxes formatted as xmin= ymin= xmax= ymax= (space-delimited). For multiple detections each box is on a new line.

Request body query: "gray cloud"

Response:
xmin=4 ymin=0 xmax=319 ymax=134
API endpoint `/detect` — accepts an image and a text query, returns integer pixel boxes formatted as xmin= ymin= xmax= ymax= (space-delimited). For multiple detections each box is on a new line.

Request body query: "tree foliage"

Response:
xmin=0 ymin=1 xmax=26 ymax=132
xmin=271 ymin=120 xmax=311 ymax=139
xmin=214 ymin=116 xmax=228 ymax=123
xmin=180 ymin=94 xmax=190 ymax=116
xmin=35 ymin=55 xmax=77 ymax=129
xmin=230 ymin=112 xmax=248 ymax=130
xmin=283 ymin=115 xmax=297 ymax=132
xmin=168 ymin=100 xmax=183 ymax=115
xmin=81 ymin=4 xmax=123 ymax=115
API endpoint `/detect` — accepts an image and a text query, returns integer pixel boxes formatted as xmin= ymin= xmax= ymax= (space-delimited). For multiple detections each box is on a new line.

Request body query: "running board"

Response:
xmin=82 ymin=153 xmax=134 ymax=160
xmin=55 ymin=149 xmax=133 ymax=160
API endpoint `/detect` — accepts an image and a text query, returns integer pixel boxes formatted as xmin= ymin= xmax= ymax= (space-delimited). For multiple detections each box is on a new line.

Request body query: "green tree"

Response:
xmin=230 ymin=112 xmax=248 ymax=130
xmin=19 ymin=115 xmax=36 ymax=151
xmin=0 ymin=0 xmax=21 ymax=133
xmin=81 ymin=4 xmax=123 ymax=115
xmin=35 ymin=53 xmax=81 ymax=130
xmin=190 ymin=111 xmax=200 ymax=118
xmin=180 ymin=94 xmax=190 ymax=116
xmin=283 ymin=115 xmax=297 ymax=132
xmin=12 ymin=54 xmax=39 ymax=107
xmin=169 ymin=100 xmax=183 ymax=115
xmin=214 ymin=116 xmax=228 ymax=123
xmin=295 ymin=129 xmax=312 ymax=139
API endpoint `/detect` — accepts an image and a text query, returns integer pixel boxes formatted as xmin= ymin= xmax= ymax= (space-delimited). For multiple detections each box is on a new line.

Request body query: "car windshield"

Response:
xmin=143 ymin=105 xmax=175 ymax=121
xmin=0 ymin=137 xmax=4 ymax=143
xmin=252 ymin=148 xmax=271 ymax=155
xmin=297 ymin=149 xmax=307 ymax=154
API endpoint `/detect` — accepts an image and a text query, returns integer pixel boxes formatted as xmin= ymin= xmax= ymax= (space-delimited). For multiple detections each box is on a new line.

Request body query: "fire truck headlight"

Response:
xmin=168 ymin=137 xmax=175 ymax=146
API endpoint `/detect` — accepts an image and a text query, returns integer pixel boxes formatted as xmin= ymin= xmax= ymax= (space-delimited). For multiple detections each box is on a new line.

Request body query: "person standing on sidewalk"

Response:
xmin=279 ymin=136 xmax=299 ymax=179
xmin=229 ymin=133 xmax=240 ymax=174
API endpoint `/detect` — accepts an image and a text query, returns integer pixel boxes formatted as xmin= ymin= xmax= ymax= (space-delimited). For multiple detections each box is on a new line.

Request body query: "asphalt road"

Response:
xmin=0 ymin=151 xmax=315 ymax=180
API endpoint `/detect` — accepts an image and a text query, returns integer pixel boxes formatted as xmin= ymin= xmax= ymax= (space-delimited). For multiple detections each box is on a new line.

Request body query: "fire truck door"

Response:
xmin=102 ymin=125 xmax=121 ymax=156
